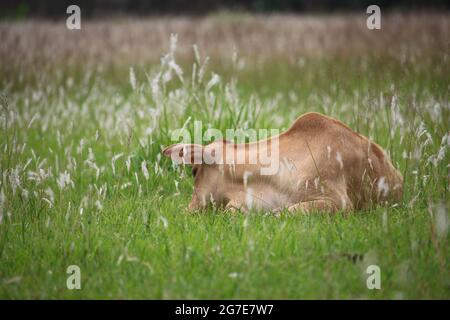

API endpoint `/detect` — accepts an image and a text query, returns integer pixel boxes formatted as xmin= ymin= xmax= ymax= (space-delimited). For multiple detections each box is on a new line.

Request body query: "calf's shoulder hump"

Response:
xmin=287 ymin=112 xmax=360 ymax=137
xmin=289 ymin=112 xmax=387 ymax=162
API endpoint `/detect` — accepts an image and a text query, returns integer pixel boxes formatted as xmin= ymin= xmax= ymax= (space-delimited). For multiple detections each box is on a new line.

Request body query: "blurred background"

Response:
xmin=1 ymin=0 xmax=449 ymax=18
xmin=1 ymin=1 xmax=448 ymax=73
xmin=0 ymin=0 xmax=448 ymax=123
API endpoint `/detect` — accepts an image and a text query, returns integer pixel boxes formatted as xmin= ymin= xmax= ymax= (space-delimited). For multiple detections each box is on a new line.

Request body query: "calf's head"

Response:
xmin=162 ymin=142 xmax=228 ymax=211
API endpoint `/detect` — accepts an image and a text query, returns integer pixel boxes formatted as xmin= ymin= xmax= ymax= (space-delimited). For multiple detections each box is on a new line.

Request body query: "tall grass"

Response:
xmin=0 ymin=13 xmax=448 ymax=299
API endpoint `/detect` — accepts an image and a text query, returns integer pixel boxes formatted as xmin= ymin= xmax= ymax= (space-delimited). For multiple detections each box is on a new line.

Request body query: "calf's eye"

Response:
xmin=192 ymin=167 xmax=198 ymax=177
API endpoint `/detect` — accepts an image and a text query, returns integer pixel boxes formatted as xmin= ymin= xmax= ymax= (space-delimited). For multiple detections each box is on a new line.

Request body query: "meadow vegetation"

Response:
xmin=0 ymin=12 xmax=449 ymax=298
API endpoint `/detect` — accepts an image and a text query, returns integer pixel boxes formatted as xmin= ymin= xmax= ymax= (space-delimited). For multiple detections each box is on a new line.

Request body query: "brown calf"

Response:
xmin=163 ymin=112 xmax=403 ymax=213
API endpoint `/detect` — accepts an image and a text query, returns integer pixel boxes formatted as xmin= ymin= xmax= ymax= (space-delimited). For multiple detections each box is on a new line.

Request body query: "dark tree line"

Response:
xmin=1 ymin=0 xmax=448 ymax=18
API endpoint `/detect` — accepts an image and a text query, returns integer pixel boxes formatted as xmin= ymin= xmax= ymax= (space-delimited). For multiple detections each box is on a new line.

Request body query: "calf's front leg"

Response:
xmin=225 ymin=199 xmax=247 ymax=213
xmin=285 ymin=198 xmax=352 ymax=213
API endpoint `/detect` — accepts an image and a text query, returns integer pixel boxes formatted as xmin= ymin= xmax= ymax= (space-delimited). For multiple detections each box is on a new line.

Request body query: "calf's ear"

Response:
xmin=162 ymin=143 xmax=204 ymax=165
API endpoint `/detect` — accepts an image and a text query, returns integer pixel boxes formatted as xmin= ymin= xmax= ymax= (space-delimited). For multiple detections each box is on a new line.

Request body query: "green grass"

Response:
xmin=1 ymin=201 xmax=448 ymax=299
xmin=0 ymin=38 xmax=449 ymax=299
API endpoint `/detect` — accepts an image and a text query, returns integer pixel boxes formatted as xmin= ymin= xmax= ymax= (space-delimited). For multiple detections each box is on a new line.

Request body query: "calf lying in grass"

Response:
xmin=163 ymin=112 xmax=403 ymax=213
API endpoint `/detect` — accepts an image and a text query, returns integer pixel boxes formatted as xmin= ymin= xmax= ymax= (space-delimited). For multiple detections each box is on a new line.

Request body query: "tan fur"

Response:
xmin=163 ymin=112 xmax=403 ymax=213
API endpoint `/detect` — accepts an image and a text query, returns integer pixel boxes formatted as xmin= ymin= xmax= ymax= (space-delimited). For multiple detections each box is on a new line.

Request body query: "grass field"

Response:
xmin=0 ymin=12 xmax=449 ymax=299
